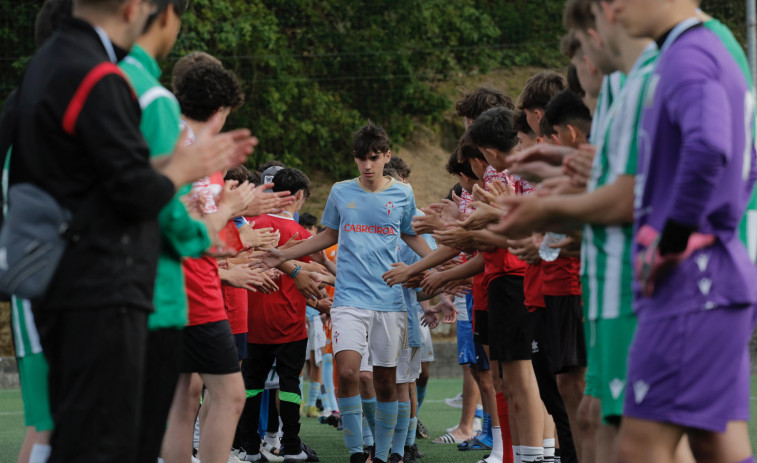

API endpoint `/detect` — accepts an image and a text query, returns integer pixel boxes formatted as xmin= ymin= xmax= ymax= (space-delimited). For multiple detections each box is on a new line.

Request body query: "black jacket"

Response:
xmin=10 ymin=18 xmax=175 ymax=311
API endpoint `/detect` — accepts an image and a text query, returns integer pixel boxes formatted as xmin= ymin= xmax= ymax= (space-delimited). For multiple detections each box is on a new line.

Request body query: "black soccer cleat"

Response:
xmin=415 ymin=420 xmax=429 ymax=439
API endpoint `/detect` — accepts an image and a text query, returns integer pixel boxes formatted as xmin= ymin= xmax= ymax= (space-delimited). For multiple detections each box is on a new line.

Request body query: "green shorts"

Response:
xmin=18 ymin=352 xmax=54 ymax=431
xmin=584 ymin=316 xmax=637 ymax=424
xmin=583 ymin=319 xmax=600 ymax=398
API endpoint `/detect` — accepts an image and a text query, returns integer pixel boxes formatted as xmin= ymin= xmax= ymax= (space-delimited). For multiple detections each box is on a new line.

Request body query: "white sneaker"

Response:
xmin=191 ymin=457 xmax=202 ymax=463
xmin=228 ymin=453 xmax=243 ymax=463
xmin=237 ymin=451 xmax=261 ymax=462
xmin=444 ymin=392 xmax=463 ymax=409
xmin=281 ymin=450 xmax=308 ymax=462
xmin=261 ymin=443 xmax=284 ymax=462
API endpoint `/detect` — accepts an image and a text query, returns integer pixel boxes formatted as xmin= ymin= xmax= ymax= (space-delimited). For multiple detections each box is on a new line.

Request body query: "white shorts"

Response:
xmin=264 ymin=361 xmax=280 ymax=390
xmin=331 ymin=306 xmax=408 ymax=368
xmin=360 ymin=343 xmax=373 ymax=372
xmin=306 ymin=317 xmax=326 ymax=366
xmin=420 ymin=323 xmax=434 ymax=362
xmin=397 ymin=347 xmax=422 ymax=384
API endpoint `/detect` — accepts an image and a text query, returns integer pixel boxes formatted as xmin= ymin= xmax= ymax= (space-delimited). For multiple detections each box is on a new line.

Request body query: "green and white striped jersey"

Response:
xmin=2 ymin=150 xmax=40 ymax=358
xmin=589 ymin=72 xmax=626 ymax=145
xmin=582 ymin=46 xmax=658 ymax=320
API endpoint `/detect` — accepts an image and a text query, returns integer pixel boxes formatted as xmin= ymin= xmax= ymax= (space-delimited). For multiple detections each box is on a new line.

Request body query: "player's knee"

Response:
xmin=556 ymin=372 xmax=583 ymax=401
xmin=576 ymin=398 xmax=595 ymax=432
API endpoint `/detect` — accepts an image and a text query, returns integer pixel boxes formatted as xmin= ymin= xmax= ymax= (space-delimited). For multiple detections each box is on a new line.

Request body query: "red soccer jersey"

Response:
xmin=184 ymin=172 xmax=227 ymax=326
xmin=222 ymin=284 xmax=248 ymax=334
xmin=523 ymin=263 xmax=546 ymax=310
xmin=540 ymin=257 xmax=582 ymax=296
xmin=247 ymin=214 xmax=313 ymax=344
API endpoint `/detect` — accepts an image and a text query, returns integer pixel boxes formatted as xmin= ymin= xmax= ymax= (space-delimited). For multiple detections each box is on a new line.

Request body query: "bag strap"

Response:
xmin=59 ymin=63 xmax=136 ymax=240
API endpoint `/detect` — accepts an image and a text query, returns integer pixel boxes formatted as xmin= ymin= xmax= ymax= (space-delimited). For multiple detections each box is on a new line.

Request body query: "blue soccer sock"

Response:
xmin=337 ymin=395 xmax=363 ymax=455
xmin=479 ymin=412 xmax=493 ymax=446
xmin=321 ymin=354 xmax=339 ymax=412
xmin=307 ymin=381 xmax=320 ymax=407
xmin=416 ymin=384 xmax=427 ymax=414
xmin=392 ymin=401 xmax=410 ymax=455
xmin=374 ymin=401 xmax=398 ymax=462
xmin=406 ymin=417 xmax=417 ymax=447
xmin=475 ymin=404 xmax=484 ymax=419
xmin=362 ymin=397 xmax=377 ymax=439
xmin=362 ymin=415 xmax=374 ymax=447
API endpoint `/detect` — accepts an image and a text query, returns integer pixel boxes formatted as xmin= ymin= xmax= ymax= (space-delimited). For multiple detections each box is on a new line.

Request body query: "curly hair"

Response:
xmin=171 ymin=51 xmax=223 ymax=93
xmin=455 ymin=86 xmax=514 ymax=120
xmin=174 ymin=59 xmax=244 ymax=122
xmin=385 ymin=156 xmax=411 ymax=179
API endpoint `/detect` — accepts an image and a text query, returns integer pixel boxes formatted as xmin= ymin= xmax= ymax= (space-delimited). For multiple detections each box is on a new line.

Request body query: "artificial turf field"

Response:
xmin=2 ymin=377 xmax=757 ymax=463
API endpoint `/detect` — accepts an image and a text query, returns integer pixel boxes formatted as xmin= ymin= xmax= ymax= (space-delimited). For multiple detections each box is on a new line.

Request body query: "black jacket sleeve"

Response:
xmin=74 ymin=74 xmax=174 ymax=220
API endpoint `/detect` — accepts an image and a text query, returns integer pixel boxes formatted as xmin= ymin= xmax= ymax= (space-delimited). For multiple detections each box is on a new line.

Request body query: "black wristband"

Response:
xmin=658 ymin=219 xmax=697 ymax=256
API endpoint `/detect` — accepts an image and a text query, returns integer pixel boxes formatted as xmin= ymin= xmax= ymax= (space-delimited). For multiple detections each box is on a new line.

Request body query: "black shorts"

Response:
xmin=487 ymin=275 xmax=531 ymax=362
xmin=182 ymin=320 xmax=240 ymax=375
xmin=473 ymin=309 xmax=489 ymax=345
xmin=474 ymin=341 xmax=490 ymax=371
xmin=234 ymin=333 xmax=248 ymax=361
xmin=543 ymin=295 xmax=586 ymax=374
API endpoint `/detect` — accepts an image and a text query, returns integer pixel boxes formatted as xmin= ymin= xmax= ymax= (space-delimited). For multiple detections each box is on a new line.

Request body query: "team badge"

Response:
xmin=385 ymin=201 xmax=395 ymax=216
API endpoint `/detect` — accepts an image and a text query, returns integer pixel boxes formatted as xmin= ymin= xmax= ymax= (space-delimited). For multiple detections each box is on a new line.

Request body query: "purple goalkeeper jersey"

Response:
xmin=634 ymin=20 xmax=757 ymax=318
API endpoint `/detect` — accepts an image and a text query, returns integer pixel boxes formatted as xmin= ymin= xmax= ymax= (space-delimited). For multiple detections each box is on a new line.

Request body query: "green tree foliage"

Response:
xmin=0 ymin=0 xmax=750 ymax=177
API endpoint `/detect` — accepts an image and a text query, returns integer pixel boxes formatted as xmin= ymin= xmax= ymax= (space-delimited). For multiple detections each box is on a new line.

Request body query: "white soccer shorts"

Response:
xmin=331 ymin=306 xmax=408 ymax=368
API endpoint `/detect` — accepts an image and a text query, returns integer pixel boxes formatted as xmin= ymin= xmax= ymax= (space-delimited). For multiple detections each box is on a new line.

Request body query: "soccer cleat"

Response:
xmin=402 ymin=446 xmax=417 ymax=463
xmin=363 ymin=445 xmax=375 ymax=463
xmin=238 ymin=449 xmax=264 ymax=462
xmin=305 ymin=405 xmax=321 ymax=418
xmin=300 ymin=442 xmax=320 ymax=462
xmin=325 ymin=411 xmax=341 ymax=427
xmin=409 ymin=444 xmax=424 ymax=459
xmin=388 ymin=453 xmax=403 ymax=463
xmin=350 ymin=452 xmax=367 ymax=463
xmin=415 ymin=419 xmax=429 ymax=439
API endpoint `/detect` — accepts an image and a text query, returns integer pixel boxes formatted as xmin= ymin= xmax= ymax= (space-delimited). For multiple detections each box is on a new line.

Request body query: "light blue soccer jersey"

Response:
xmin=322 ymin=177 xmax=417 ymax=311
xmin=399 ymin=225 xmax=437 ymax=347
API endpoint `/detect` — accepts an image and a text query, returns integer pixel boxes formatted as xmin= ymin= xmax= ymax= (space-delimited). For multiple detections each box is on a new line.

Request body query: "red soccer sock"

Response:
xmin=496 ymin=392 xmax=514 ymax=463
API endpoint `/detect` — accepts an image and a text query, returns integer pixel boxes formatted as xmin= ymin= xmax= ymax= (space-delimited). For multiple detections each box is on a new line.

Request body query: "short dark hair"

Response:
xmin=272 ymin=168 xmax=311 ymax=199
xmin=514 ymin=110 xmax=535 ymax=136
xmin=539 ymin=115 xmax=557 ymax=139
xmin=456 ymin=132 xmax=487 ymax=162
xmin=518 ymin=71 xmax=567 ymax=111
xmin=224 ymin=165 xmax=249 ymax=184
xmin=144 ymin=0 xmax=189 ymax=32
xmin=383 ymin=167 xmax=402 ymax=181
xmin=446 ymin=183 xmax=464 ymax=201
xmin=353 ymin=122 xmax=390 ymax=159
xmin=35 ymin=0 xmax=72 ymax=48
xmin=468 ymin=107 xmax=518 ymax=153
xmin=445 ymin=149 xmax=478 ymax=180
xmin=563 ymin=0 xmax=596 ymax=32
xmin=174 ymin=59 xmax=244 ymax=121
xmin=560 ymin=31 xmax=581 ymax=58
xmin=171 ymin=51 xmax=223 ymax=93
xmin=248 ymin=170 xmax=262 ymax=186
xmin=298 ymin=212 xmax=317 ymax=228
xmin=455 ymin=86 xmax=514 ymax=120
xmin=257 ymin=160 xmax=285 ymax=172
xmin=543 ymin=89 xmax=592 ymax=136
xmin=566 ymin=64 xmax=585 ymax=98
xmin=385 ymin=157 xmax=410 ymax=179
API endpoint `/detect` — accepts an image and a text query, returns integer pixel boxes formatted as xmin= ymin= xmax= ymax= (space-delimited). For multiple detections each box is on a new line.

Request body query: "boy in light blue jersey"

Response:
xmin=263 ymin=123 xmax=433 ymax=463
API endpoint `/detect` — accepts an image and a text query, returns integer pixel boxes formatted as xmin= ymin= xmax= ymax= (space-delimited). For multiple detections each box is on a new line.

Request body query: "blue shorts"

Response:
xmin=456 ymin=319 xmax=476 ymax=365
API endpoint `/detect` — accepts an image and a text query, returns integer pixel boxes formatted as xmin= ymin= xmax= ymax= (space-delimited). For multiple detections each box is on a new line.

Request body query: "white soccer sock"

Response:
xmin=29 ymin=444 xmax=51 ymax=463
xmin=543 ymin=438 xmax=555 ymax=463
xmin=484 ymin=426 xmax=503 ymax=463
xmin=520 ymin=445 xmax=544 ymax=462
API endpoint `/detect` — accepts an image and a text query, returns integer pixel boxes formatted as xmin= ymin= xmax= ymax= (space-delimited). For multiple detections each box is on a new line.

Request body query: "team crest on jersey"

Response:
xmin=385 ymin=201 xmax=395 ymax=216
xmin=333 ymin=331 xmax=339 ymax=345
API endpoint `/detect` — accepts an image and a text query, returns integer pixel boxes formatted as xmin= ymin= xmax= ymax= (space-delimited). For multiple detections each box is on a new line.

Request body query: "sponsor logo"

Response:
xmin=333 ymin=331 xmax=339 ymax=345
xmin=347 ymin=201 xmax=358 ymax=209
xmin=531 ymin=340 xmax=539 ymax=353
xmin=0 ymin=248 xmax=7 ymax=271
xmin=385 ymin=201 xmax=395 ymax=216
xmin=609 ymin=378 xmax=625 ymax=400
xmin=695 ymin=254 xmax=709 ymax=272
xmin=343 ymin=224 xmax=396 ymax=235
xmin=633 ymin=380 xmax=650 ymax=404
